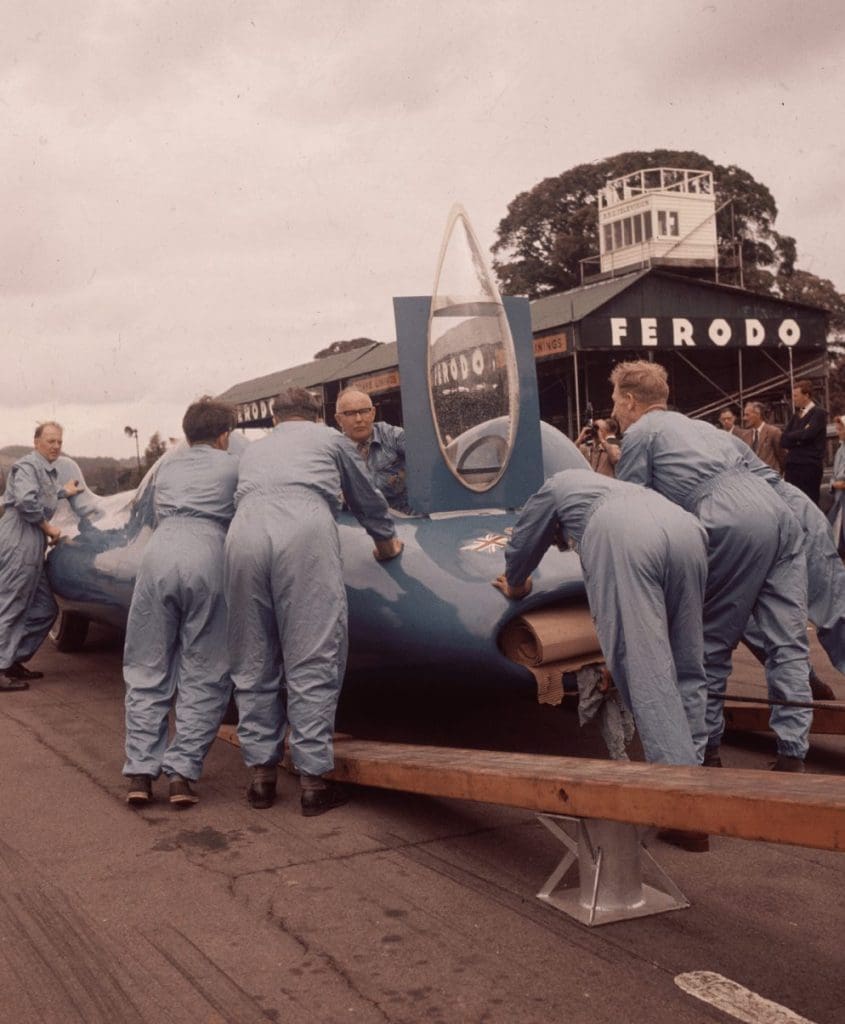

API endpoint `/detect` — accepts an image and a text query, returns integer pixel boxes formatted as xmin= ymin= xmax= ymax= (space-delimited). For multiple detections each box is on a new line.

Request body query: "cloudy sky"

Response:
xmin=3 ymin=0 xmax=844 ymax=457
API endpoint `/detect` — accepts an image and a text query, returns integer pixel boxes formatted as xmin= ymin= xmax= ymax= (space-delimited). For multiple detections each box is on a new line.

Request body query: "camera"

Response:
xmin=582 ymin=404 xmax=597 ymax=445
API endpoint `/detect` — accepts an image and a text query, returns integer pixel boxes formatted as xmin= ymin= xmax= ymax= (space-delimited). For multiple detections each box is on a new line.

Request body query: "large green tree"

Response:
xmin=492 ymin=149 xmax=799 ymax=298
xmin=829 ymin=356 xmax=845 ymax=415
xmin=775 ymin=268 xmax=845 ymax=350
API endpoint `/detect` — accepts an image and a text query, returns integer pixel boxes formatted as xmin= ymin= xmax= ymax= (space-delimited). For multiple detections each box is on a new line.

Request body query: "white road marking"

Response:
xmin=675 ymin=972 xmax=817 ymax=1024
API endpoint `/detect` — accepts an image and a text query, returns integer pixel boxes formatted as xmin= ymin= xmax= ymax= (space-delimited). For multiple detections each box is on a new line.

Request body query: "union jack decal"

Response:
xmin=460 ymin=529 xmax=512 ymax=553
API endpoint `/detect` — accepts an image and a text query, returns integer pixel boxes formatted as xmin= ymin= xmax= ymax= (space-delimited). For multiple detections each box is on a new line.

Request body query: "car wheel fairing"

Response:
xmin=49 ymin=609 xmax=90 ymax=652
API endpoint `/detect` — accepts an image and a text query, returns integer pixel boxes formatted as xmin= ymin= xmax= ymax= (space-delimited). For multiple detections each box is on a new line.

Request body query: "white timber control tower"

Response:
xmin=597 ymin=167 xmax=718 ymax=276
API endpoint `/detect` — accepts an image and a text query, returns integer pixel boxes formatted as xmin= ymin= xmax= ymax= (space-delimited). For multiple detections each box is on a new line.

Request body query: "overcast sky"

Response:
xmin=3 ymin=0 xmax=844 ymax=457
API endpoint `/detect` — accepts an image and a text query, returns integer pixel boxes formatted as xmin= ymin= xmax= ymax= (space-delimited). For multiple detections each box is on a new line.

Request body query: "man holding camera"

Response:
xmin=576 ymin=415 xmax=621 ymax=478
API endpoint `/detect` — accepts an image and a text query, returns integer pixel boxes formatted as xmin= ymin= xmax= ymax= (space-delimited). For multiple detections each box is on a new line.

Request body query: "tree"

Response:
xmin=491 ymin=149 xmax=798 ymax=298
xmin=314 ymin=337 xmax=379 ymax=359
xmin=143 ymin=431 xmax=167 ymax=473
xmin=776 ymin=268 xmax=845 ymax=357
xmin=829 ymin=355 xmax=845 ymax=415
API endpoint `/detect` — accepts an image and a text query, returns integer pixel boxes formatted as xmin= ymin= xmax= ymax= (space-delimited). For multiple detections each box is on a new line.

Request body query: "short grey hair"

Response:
xmin=272 ymin=387 xmax=321 ymax=422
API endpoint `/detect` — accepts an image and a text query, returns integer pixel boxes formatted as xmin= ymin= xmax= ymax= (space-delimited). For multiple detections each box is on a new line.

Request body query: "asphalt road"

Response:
xmin=0 ymin=627 xmax=842 ymax=1024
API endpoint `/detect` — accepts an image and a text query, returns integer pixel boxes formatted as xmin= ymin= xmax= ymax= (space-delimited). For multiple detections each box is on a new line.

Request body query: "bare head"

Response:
xmin=792 ymin=379 xmax=814 ymax=410
xmin=718 ymin=407 xmax=737 ymax=431
xmin=835 ymin=415 xmax=845 ymax=441
xmin=272 ymin=387 xmax=321 ymax=423
xmin=182 ymin=397 xmax=237 ymax=449
xmin=743 ymin=402 xmax=766 ymax=429
xmin=34 ymin=421 xmax=63 ymax=462
xmin=335 ymin=387 xmax=375 ymax=443
xmin=609 ymin=361 xmax=669 ymax=432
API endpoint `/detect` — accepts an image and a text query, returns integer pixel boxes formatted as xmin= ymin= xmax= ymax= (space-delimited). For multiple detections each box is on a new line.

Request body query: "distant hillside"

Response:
xmin=0 ymin=446 xmax=139 ymax=495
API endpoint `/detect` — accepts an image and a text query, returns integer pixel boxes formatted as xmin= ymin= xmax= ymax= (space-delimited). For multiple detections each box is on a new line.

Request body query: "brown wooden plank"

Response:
xmin=725 ymin=700 xmax=845 ymax=736
xmin=328 ymin=738 xmax=845 ymax=852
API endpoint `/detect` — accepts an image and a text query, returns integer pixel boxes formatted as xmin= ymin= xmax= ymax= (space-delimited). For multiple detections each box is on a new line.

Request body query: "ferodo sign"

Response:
xmin=579 ymin=316 xmax=826 ymax=350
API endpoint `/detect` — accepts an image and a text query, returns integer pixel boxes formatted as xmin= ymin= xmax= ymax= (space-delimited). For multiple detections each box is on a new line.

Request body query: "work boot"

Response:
xmin=0 ymin=670 xmax=29 ymax=692
xmin=247 ymin=764 xmax=277 ymax=809
xmin=656 ymin=829 xmax=710 ymax=853
xmin=7 ymin=662 xmax=44 ymax=681
xmin=702 ymin=746 xmax=722 ymax=768
xmin=126 ymin=775 xmax=153 ymax=805
xmin=809 ymin=670 xmax=836 ymax=702
xmin=771 ymin=755 xmax=805 ymax=773
xmin=300 ymin=776 xmax=349 ymax=817
xmin=168 ymin=774 xmax=199 ymax=807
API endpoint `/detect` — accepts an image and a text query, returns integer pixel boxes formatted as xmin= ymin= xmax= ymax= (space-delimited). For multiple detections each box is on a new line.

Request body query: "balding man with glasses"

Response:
xmin=335 ymin=387 xmax=410 ymax=513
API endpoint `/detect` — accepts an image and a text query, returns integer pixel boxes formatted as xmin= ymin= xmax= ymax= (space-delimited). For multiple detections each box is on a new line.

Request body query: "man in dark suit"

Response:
xmin=742 ymin=401 xmax=784 ymax=474
xmin=781 ymin=380 xmax=827 ymax=505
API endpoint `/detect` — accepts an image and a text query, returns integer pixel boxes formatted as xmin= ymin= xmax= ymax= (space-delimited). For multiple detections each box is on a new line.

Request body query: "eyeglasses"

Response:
xmin=337 ymin=408 xmax=375 ymax=419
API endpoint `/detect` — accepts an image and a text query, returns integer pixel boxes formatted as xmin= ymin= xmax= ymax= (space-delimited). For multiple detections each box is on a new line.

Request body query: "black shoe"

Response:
xmin=771 ymin=755 xmax=805 ymax=773
xmin=126 ymin=774 xmax=153 ymax=805
xmin=809 ymin=672 xmax=836 ymax=702
xmin=168 ymin=774 xmax=199 ymax=807
xmin=0 ymin=671 xmax=29 ymax=692
xmin=301 ymin=781 xmax=349 ymax=817
xmin=247 ymin=765 xmax=277 ymax=809
xmin=657 ymin=828 xmax=710 ymax=853
xmin=702 ymin=746 xmax=722 ymax=768
xmin=7 ymin=662 xmax=44 ymax=681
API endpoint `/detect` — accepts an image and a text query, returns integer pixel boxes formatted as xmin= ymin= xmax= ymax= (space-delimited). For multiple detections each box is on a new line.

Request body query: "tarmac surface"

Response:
xmin=1 ymin=626 xmax=843 ymax=1024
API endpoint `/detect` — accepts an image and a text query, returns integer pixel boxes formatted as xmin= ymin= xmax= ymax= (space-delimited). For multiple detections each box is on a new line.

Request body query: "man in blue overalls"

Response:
xmin=495 ymin=469 xmax=709 ymax=768
xmin=123 ymin=398 xmax=240 ymax=806
xmin=609 ymin=360 xmax=812 ymax=772
xmin=1 ymin=422 xmax=82 ymax=691
xmin=335 ymin=387 xmax=409 ymax=513
xmin=226 ymin=387 xmax=402 ymax=815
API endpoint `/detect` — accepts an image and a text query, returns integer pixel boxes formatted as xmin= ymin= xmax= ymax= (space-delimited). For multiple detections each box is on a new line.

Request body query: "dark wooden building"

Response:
xmin=219 ymin=269 xmax=830 ymax=436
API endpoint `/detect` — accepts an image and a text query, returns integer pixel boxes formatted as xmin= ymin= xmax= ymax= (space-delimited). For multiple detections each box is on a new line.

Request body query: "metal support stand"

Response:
xmin=536 ymin=814 xmax=688 ymax=926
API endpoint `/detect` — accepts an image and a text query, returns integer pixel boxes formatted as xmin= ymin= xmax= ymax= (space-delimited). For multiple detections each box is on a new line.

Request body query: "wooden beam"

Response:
xmin=725 ymin=700 xmax=845 ymax=736
xmin=329 ymin=738 xmax=845 ymax=852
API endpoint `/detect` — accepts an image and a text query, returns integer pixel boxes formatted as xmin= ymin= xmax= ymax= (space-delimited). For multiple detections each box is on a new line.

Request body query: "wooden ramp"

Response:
xmin=725 ymin=698 xmax=845 ymax=736
xmin=329 ymin=738 xmax=845 ymax=853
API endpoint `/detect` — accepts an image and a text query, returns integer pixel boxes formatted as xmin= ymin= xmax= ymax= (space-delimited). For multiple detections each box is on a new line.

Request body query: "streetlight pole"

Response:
xmin=124 ymin=426 xmax=141 ymax=475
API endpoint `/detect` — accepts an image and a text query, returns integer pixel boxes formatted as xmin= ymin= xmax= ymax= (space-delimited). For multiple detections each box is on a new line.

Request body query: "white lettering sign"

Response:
xmin=745 ymin=319 xmax=765 ymax=346
xmin=778 ymin=319 xmax=801 ymax=346
xmin=672 ymin=318 xmax=695 ymax=346
xmin=708 ymin=319 xmax=731 ymax=346
xmin=584 ymin=315 xmax=819 ymax=349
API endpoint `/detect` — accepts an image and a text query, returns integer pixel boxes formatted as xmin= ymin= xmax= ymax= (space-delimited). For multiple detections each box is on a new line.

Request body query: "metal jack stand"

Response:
xmin=536 ymin=814 xmax=688 ymax=926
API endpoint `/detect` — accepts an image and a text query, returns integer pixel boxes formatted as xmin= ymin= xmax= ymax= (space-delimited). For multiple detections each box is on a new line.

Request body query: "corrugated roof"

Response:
xmin=341 ymin=341 xmax=399 ymax=379
xmin=218 ymin=270 xmax=832 ymax=409
xmin=530 ymin=271 xmax=647 ymax=333
xmin=218 ymin=343 xmax=383 ymax=404
xmin=530 ymin=267 xmax=831 ymax=334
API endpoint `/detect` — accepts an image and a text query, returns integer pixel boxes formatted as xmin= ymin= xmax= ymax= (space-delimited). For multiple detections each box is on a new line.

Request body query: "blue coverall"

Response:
xmin=123 ymin=445 xmax=239 ymax=780
xmin=831 ymin=442 xmax=845 ymax=556
xmin=504 ymin=469 xmax=708 ymax=765
xmin=615 ymin=411 xmax=812 ymax=759
xmin=225 ymin=421 xmax=396 ymax=776
xmin=0 ymin=451 xmax=63 ymax=669
xmin=357 ymin=421 xmax=409 ymax=513
xmin=732 ymin=437 xmax=845 ymax=676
